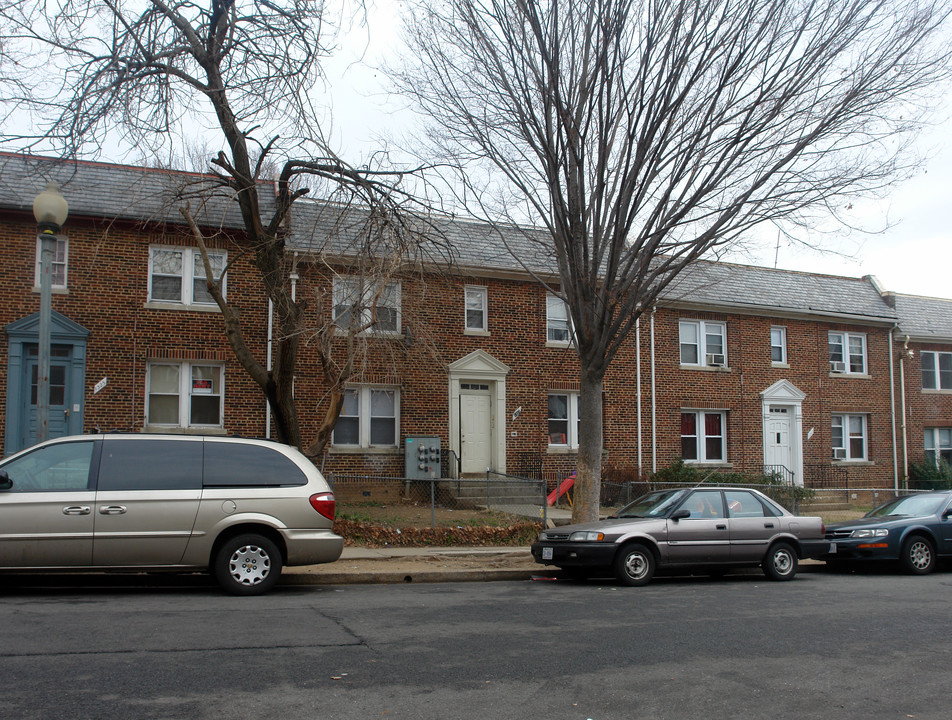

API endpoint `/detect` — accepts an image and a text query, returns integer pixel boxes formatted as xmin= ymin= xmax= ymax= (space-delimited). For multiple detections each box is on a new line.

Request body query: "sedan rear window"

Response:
xmin=203 ymin=442 xmax=308 ymax=487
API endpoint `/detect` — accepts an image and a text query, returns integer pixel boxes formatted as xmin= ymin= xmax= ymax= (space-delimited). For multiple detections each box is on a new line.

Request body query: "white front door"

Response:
xmin=764 ymin=406 xmax=794 ymax=473
xmin=460 ymin=392 xmax=492 ymax=474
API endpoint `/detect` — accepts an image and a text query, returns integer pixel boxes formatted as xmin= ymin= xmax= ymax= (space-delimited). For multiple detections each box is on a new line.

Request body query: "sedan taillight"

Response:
xmin=309 ymin=492 xmax=335 ymax=521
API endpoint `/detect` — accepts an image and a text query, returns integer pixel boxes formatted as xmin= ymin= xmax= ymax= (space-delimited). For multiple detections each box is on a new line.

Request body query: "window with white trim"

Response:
xmin=548 ymin=393 xmax=580 ymax=448
xmin=546 ymin=294 xmax=573 ymax=344
xmin=921 ymin=351 xmax=952 ymax=390
xmin=148 ymin=246 xmax=226 ymax=306
xmin=465 ymin=286 xmax=488 ymax=332
xmin=681 ymin=411 xmax=726 ymax=462
xmin=832 ymin=414 xmax=866 ymax=460
xmin=924 ymin=428 xmax=952 ymax=467
xmin=146 ymin=362 xmax=223 ymax=428
xmin=333 ymin=277 xmax=401 ymax=335
xmin=828 ymin=332 xmax=866 ymax=374
xmin=771 ymin=326 xmax=787 ymax=364
xmin=679 ymin=320 xmax=727 ymax=366
xmin=34 ymin=235 xmax=68 ymax=289
xmin=333 ymin=386 xmax=399 ymax=447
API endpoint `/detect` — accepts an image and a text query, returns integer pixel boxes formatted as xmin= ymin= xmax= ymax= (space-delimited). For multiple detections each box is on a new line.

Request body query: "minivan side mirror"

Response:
xmin=671 ymin=508 xmax=691 ymax=521
xmin=0 ymin=469 xmax=11 ymax=491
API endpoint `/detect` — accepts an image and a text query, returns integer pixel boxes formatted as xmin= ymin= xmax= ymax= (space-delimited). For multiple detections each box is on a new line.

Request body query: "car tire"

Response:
xmin=900 ymin=535 xmax=935 ymax=575
xmin=763 ymin=542 xmax=798 ymax=581
xmin=214 ymin=533 xmax=283 ymax=596
xmin=613 ymin=543 xmax=655 ymax=587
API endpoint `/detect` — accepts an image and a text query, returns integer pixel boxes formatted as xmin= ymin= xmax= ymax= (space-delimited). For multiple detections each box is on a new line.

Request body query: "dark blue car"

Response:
xmin=823 ymin=491 xmax=952 ymax=574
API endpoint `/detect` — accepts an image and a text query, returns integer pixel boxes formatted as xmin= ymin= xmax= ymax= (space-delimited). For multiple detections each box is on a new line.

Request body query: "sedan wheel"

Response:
xmin=214 ymin=533 xmax=283 ymax=596
xmin=901 ymin=536 xmax=935 ymax=575
xmin=613 ymin=544 xmax=655 ymax=587
xmin=763 ymin=542 xmax=798 ymax=581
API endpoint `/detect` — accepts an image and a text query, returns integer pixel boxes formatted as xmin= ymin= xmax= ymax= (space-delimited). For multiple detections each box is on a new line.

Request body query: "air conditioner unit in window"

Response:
xmin=706 ymin=353 xmax=726 ymax=367
xmin=830 ymin=361 xmax=847 ymax=373
xmin=833 ymin=448 xmax=847 ymax=460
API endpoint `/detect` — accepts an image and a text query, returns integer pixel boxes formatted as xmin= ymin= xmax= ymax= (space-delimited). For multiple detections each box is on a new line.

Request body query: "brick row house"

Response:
xmin=1 ymin=152 xmax=947 ymax=491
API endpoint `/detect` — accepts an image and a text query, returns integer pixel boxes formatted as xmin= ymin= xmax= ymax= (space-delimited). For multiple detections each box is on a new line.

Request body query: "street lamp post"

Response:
xmin=32 ymin=182 xmax=69 ymax=445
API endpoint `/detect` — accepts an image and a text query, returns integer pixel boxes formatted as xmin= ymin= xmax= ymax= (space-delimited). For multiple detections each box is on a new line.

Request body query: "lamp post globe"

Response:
xmin=32 ymin=182 xmax=68 ymax=445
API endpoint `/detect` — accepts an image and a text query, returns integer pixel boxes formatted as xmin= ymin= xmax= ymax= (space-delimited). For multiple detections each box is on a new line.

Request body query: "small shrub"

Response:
xmin=908 ymin=460 xmax=952 ymax=490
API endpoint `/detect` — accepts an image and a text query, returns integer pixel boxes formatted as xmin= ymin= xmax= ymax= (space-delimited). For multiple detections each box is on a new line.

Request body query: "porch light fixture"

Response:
xmin=32 ymin=181 xmax=69 ymax=444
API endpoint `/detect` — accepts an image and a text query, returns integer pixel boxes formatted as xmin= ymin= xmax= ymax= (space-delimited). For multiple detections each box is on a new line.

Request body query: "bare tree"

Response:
xmin=0 ymin=0 xmax=446 ymax=455
xmin=393 ymin=0 xmax=952 ymax=521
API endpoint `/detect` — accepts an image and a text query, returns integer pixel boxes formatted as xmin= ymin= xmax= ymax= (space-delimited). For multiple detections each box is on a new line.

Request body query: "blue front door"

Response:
xmin=21 ymin=344 xmax=72 ymax=448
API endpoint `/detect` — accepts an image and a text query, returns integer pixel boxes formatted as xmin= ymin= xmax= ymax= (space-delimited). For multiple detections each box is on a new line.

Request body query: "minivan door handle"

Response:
xmin=716 ymin=524 xmax=727 ymax=530
xmin=63 ymin=506 xmax=91 ymax=515
xmin=99 ymin=505 xmax=127 ymax=515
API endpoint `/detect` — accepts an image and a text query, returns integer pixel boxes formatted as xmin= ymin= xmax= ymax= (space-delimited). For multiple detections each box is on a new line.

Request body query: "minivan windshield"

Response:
xmin=866 ymin=494 xmax=947 ymax=518
xmin=615 ymin=489 xmax=686 ymax=518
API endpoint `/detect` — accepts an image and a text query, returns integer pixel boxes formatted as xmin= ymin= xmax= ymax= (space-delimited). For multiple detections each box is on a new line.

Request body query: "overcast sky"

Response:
xmin=321 ymin=2 xmax=952 ymax=301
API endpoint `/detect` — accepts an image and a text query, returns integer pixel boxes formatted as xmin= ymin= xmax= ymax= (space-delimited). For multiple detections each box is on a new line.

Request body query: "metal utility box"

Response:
xmin=405 ymin=436 xmax=442 ymax=479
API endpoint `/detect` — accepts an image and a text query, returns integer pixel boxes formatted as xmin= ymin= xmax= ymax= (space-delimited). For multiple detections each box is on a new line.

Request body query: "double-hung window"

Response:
xmin=333 ymin=387 xmax=399 ymax=448
xmin=465 ymin=286 xmax=488 ymax=333
xmin=771 ymin=327 xmax=787 ymax=364
xmin=34 ymin=235 xmax=68 ymax=290
xmin=333 ymin=278 xmax=401 ymax=335
xmin=828 ymin=332 xmax=866 ymax=374
xmin=147 ymin=362 xmax=223 ymax=428
xmin=548 ymin=393 xmax=580 ymax=448
xmin=679 ymin=320 xmax=727 ymax=367
xmin=832 ymin=414 xmax=866 ymax=461
xmin=921 ymin=351 xmax=952 ymax=390
xmin=681 ymin=411 xmax=726 ymax=462
xmin=546 ymin=294 xmax=573 ymax=344
xmin=924 ymin=428 xmax=952 ymax=467
xmin=148 ymin=246 xmax=226 ymax=306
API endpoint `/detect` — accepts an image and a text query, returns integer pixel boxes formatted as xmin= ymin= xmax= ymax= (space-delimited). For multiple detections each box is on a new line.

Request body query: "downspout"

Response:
xmin=888 ymin=326 xmax=899 ymax=494
xmin=265 ymin=299 xmax=273 ymax=439
xmin=651 ymin=307 xmax=657 ymax=473
xmin=899 ymin=334 xmax=911 ymax=492
xmin=636 ymin=316 xmax=642 ymax=475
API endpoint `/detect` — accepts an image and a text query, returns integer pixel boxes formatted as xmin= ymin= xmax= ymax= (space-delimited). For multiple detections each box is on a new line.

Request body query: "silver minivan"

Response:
xmin=0 ymin=434 xmax=343 ymax=594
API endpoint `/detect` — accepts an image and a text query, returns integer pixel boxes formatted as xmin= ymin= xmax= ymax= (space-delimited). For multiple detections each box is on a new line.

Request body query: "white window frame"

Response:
xmin=332 ymin=386 xmax=400 ymax=448
xmin=679 ymin=320 xmax=727 ymax=367
xmin=464 ymin=285 xmax=488 ymax=333
xmin=548 ymin=392 xmax=580 ymax=449
xmin=147 ymin=245 xmax=226 ymax=307
xmin=145 ymin=361 xmax=224 ymax=429
xmin=770 ymin=326 xmax=787 ymax=364
xmin=34 ymin=234 xmax=68 ymax=290
xmin=832 ymin=414 xmax=867 ymax=461
xmin=924 ymin=427 xmax=952 ymax=467
xmin=921 ymin=351 xmax=952 ymax=391
xmin=828 ymin=331 xmax=867 ymax=375
xmin=680 ymin=410 xmax=726 ymax=463
xmin=546 ymin=294 xmax=573 ymax=345
xmin=333 ymin=277 xmax=402 ymax=336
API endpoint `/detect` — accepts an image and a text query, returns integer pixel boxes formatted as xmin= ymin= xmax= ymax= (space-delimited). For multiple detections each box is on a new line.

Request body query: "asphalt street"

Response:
xmin=0 ymin=568 xmax=949 ymax=720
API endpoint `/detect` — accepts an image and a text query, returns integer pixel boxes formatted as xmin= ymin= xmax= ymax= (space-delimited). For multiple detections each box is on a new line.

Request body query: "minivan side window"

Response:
xmin=203 ymin=442 xmax=308 ymax=487
xmin=98 ymin=439 xmax=202 ymax=491
xmin=0 ymin=441 xmax=95 ymax=492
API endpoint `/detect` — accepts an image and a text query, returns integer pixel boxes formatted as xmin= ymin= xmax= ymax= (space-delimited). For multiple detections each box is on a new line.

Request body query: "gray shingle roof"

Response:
xmin=664 ymin=260 xmax=898 ymax=322
xmin=892 ymin=294 xmax=952 ymax=342
xmin=0 ymin=153 xmax=910 ymax=324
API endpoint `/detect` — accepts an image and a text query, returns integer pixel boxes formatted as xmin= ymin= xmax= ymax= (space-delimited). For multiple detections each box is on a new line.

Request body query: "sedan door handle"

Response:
xmin=99 ymin=505 xmax=127 ymax=515
xmin=63 ymin=506 xmax=91 ymax=515
xmin=716 ymin=524 xmax=727 ymax=530
xmin=764 ymin=522 xmax=775 ymax=528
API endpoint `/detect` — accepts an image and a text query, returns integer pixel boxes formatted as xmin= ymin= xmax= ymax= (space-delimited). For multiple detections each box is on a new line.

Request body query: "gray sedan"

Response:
xmin=531 ymin=486 xmax=829 ymax=585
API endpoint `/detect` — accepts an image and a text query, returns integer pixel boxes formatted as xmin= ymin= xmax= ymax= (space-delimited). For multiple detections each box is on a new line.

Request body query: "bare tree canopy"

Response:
xmin=1 ymin=0 xmax=443 ymax=455
xmin=394 ymin=0 xmax=952 ymax=521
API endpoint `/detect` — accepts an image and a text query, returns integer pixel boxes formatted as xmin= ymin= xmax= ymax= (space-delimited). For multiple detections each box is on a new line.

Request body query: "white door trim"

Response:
xmin=448 ymin=350 xmax=510 ymax=475
xmin=760 ymin=380 xmax=806 ymax=486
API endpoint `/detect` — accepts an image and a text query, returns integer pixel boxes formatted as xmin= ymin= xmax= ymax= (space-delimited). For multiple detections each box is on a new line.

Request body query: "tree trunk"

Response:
xmin=573 ymin=365 xmax=604 ymax=524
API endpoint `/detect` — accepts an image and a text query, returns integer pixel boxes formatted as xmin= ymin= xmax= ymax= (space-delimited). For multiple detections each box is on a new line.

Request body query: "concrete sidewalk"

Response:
xmin=279 ymin=546 xmax=826 ymax=586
